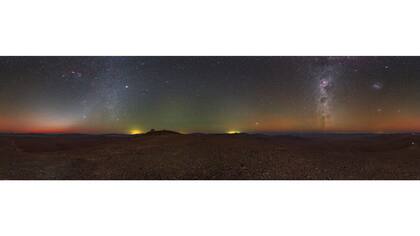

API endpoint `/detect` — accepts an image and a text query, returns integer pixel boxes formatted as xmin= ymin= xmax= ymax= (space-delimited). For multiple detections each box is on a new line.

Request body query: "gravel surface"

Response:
xmin=1 ymin=133 xmax=420 ymax=180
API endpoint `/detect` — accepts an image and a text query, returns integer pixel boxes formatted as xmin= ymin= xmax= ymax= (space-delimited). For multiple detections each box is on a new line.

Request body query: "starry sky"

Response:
xmin=1 ymin=56 xmax=420 ymax=134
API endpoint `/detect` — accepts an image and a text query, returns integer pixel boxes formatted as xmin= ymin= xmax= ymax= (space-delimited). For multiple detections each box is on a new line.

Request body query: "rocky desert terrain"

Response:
xmin=1 ymin=131 xmax=420 ymax=179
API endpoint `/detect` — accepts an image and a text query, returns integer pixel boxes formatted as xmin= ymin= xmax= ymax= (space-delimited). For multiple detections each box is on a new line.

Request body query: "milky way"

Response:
xmin=318 ymin=76 xmax=333 ymax=129
xmin=311 ymin=61 xmax=342 ymax=131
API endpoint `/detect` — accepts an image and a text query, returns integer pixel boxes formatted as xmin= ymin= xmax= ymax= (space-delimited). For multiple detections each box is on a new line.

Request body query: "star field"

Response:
xmin=1 ymin=56 xmax=420 ymax=134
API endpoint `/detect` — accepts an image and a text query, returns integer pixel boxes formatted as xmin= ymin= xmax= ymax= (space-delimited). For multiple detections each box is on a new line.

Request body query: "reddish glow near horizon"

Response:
xmin=0 ymin=114 xmax=79 ymax=133
xmin=3 ymin=113 xmax=420 ymax=134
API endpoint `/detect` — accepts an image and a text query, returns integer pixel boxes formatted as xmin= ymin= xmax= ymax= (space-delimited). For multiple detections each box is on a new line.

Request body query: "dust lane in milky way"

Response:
xmin=1 ymin=56 xmax=420 ymax=134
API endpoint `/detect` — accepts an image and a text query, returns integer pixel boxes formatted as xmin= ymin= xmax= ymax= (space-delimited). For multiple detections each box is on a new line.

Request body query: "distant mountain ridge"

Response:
xmin=144 ymin=129 xmax=181 ymax=135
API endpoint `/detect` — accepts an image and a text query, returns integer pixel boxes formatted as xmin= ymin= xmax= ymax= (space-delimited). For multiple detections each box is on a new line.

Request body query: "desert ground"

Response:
xmin=1 ymin=131 xmax=420 ymax=180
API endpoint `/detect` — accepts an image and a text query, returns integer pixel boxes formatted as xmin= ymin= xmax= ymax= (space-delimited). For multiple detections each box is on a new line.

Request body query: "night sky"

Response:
xmin=1 ymin=56 xmax=420 ymax=134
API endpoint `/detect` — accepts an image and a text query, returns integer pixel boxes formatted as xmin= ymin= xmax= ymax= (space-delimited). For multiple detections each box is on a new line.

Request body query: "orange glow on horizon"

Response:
xmin=227 ymin=130 xmax=241 ymax=134
xmin=3 ymin=114 xmax=420 ymax=134
xmin=129 ymin=129 xmax=143 ymax=135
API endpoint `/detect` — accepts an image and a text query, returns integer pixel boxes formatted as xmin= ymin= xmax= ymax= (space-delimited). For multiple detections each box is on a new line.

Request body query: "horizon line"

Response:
xmin=1 ymin=130 xmax=420 ymax=136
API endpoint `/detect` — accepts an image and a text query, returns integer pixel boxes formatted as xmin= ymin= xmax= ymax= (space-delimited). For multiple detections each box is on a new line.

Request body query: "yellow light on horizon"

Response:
xmin=129 ymin=129 xmax=143 ymax=135
xmin=227 ymin=130 xmax=241 ymax=134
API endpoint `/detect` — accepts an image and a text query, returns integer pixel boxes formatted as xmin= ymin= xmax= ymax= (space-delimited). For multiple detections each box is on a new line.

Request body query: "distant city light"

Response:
xmin=227 ymin=130 xmax=241 ymax=134
xmin=129 ymin=129 xmax=143 ymax=135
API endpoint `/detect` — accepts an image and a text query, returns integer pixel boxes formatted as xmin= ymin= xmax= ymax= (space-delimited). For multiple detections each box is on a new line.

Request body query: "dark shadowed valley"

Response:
xmin=1 ymin=132 xmax=420 ymax=180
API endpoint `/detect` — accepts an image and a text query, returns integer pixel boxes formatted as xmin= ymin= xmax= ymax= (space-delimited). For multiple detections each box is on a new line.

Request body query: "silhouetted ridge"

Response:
xmin=145 ymin=129 xmax=181 ymax=135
